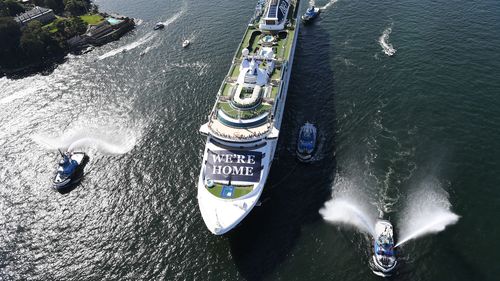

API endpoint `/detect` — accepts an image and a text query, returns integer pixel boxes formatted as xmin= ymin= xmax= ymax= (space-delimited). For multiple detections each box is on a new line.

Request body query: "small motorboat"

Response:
xmin=296 ymin=122 xmax=317 ymax=162
xmin=154 ymin=22 xmax=165 ymax=30
xmin=182 ymin=40 xmax=190 ymax=48
xmin=371 ymin=220 xmax=397 ymax=277
xmin=53 ymin=150 xmax=89 ymax=193
xmin=301 ymin=6 xmax=320 ymax=22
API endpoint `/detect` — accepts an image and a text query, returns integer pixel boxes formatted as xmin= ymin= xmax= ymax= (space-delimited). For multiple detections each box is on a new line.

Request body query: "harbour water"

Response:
xmin=1 ymin=0 xmax=500 ymax=280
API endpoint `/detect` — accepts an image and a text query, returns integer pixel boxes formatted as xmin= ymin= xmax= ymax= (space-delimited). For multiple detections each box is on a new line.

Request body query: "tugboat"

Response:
xmin=371 ymin=220 xmax=397 ymax=277
xmin=182 ymin=40 xmax=190 ymax=48
xmin=53 ymin=150 xmax=89 ymax=193
xmin=296 ymin=122 xmax=317 ymax=162
xmin=301 ymin=6 xmax=320 ymax=23
xmin=154 ymin=22 xmax=165 ymax=30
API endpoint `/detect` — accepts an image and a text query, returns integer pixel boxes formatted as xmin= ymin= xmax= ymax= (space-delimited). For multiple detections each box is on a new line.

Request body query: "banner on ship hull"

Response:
xmin=206 ymin=150 xmax=262 ymax=183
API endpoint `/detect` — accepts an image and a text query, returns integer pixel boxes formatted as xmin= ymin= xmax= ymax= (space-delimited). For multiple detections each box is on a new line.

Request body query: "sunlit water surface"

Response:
xmin=1 ymin=0 xmax=500 ymax=280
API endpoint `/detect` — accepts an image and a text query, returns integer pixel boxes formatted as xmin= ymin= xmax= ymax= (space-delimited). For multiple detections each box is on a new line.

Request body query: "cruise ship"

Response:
xmin=198 ymin=0 xmax=300 ymax=235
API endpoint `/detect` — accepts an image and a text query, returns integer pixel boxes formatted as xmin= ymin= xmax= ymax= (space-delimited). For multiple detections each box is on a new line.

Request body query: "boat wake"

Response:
xmin=98 ymin=32 xmax=157 ymax=60
xmin=32 ymin=127 xmax=138 ymax=155
xmin=395 ymin=179 xmax=460 ymax=247
xmin=185 ymin=31 xmax=198 ymax=43
xmin=159 ymin=6 xmax=185 ymax=27
xmin=97 ymin=6 xmax=185 ymax=60
xmin=164 ymin=60 xmax=210 ymax=76
xmin=140 ymin=40 xmax=162 ymax=57
xmin=309 ymin=0 xmax=339 ymax=11
xmin=379 ymin=25 xmax=396 ymax=56
xmin=0 ymin=78 xmax=46 ymax=105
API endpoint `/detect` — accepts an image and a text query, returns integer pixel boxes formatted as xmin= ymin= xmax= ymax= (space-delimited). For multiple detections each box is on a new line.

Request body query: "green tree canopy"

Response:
xmin=20 ymin=21 xmax=47 ymax=59
xmin=53 ymin=16 xmax=86 ymax=38
xmin=20 ymin=20 xmax=62 ymax=61
xmin=0 ymin=16 xmax=21 ymax=54
xmin=43 ymin=0 xmax=64 ymax=13
xmin=63 ymin=0 xmax=89 ymax=16
xmin=0 ymin=0 xmax=25 ymax=17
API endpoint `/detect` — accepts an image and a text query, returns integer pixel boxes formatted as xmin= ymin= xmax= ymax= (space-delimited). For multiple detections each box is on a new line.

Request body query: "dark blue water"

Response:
xmin=1 ymin=0 xmax=499 ymax=280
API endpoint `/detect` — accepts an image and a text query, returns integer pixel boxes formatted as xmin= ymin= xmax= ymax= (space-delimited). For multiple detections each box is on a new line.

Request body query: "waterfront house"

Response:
xmin=67 ymin=15 xmax=135 ymax=49
xmin=84 ymin=16 xmax=134 ymax=45
xmin=15 ymin=6 xmax=55 ymax=26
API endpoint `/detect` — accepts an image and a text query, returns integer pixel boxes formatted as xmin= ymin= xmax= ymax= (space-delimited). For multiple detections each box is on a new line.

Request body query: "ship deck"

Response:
xmin=207 ymin=1 xmax=298 ymax=142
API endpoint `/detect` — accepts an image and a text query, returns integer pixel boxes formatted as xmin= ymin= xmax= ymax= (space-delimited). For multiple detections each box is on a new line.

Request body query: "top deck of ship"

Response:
xmin=206 ymin=0 xmax=298 ymax=143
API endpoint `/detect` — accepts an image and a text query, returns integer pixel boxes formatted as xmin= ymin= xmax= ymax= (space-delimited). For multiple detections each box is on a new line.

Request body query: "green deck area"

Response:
xmin=275 ymin=32 xmax=293 ymax=60
xmin=235 ymin=27 xmax=293 ymax=61
xmin=219 ymin=102 xmax=272 ymax=119
xmin=230 ymin=64 xmax=240 ymax=79
xmin=222 ymin=83 xmax=232 ymax=96
xmin=284 ymin=30 xmax=295 ymax=59
xmin=211 ymin=1 xmax=298 ymax=131
xmin=271 ymin=86 xmax=279 ymax=98
xmin=207 ymin=183 xmax=254 ymax=199
xmin=237 ymin=28 xmax=259 ymax=57
xmin=271 ymin=67 xmax=282 ymax=80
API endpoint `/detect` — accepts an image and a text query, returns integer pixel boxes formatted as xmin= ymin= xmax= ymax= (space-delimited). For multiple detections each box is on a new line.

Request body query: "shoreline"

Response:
xmin=0 ymin=11 xmax=136 ymax=79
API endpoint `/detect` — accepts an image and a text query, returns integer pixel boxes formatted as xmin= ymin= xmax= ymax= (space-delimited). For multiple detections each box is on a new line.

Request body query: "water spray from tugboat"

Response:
xmin=32 ymin=126 xmax=138 ymax=192
xmin=32 ymin=126 xmax=139 ymax=155
xmin=320 ymin=177 xmax=460 ymax=277
xmin=395 ymin=180 xmax=460 ymax=247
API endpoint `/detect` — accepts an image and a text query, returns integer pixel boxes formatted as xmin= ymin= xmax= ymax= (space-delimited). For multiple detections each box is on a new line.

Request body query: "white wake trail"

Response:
xmin=159 ymin=7 xmax=185 ymax=27
xmin=320 ymin=0 xmax=339 ymax=10
xmin=164 ymin=60 xmax=210 ymax=76
xmin=98 ymin=32 xmax=157 ymax=60
xmin=310 ymin=0 xmax=339 ymax=11
xmin=140 ymin=40 xmax=162 ymax=57
xmin=98 ymin=5 xmax=185 ymax=60
xmin=379 ymin=25 xmax=396 ymax=56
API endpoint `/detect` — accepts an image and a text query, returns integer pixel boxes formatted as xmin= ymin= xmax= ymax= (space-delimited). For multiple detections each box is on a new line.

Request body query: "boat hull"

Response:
xmin=52 ymin=153 xmax=89 ymax=193
xmin=301 ymin=8 xmax=320 ymax=22
xmin=297 ymin=152 xmax=313 ymax=162
xmin=197 ymin=0 xmax=300 ymax=235
xmin=371 ymin=219 xmax=397 ymax=277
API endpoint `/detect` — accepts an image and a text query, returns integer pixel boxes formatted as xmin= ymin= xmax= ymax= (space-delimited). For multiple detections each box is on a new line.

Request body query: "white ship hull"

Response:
xmin=197 ymin=138 xmax=276 ymax=234
xmin=197 ymin=0 xmax=300 ymax=235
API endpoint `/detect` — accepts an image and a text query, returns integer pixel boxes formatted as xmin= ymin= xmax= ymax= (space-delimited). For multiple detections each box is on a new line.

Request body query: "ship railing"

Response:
xmin=207 ymin=118 xmax=275 ymax=142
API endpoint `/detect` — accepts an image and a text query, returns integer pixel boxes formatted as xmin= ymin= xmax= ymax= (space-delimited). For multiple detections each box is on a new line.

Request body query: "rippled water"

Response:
xmin=1 ymin=0 xmax=500 ymax=280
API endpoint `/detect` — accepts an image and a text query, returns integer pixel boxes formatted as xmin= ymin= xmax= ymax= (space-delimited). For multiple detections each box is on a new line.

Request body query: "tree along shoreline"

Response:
xmin=0 ymin=0 xmax=134 ymax=78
